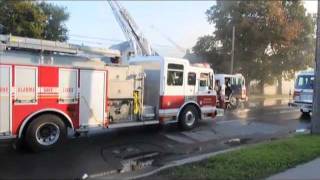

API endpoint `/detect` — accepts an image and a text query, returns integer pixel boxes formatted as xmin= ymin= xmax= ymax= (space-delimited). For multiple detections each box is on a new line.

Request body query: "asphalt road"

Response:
xmin=0 ymin=98 xmax=308 ymax=179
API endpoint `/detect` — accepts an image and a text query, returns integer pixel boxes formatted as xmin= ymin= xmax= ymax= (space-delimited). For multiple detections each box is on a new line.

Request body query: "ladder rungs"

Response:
xmin=0 ymin=34 xmax=78 ymax=54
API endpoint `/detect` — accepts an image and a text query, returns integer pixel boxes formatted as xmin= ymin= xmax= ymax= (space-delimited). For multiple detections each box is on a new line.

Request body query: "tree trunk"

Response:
xmin=245 ymin=78 xmax=251 ymax=96
xmin=277 ymin=76 xmax=282 ymax=95
xmin=260 ymin=80 xmax=264 ymax=95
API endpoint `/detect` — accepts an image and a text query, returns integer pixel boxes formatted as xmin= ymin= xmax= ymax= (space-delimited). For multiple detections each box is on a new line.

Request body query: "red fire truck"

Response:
xmin=0 ymin=35 xmax=217 ymax=151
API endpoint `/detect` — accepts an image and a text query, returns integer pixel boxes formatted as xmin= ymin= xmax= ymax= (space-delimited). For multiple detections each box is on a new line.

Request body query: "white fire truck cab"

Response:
xmin=0 ymin=35 xmax=217 ymax=151
xmin=130 ymin=57 xmax=217 ymax=125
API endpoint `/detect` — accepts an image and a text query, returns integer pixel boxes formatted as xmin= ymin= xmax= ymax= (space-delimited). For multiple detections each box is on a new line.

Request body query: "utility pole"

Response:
xmin=312 ymin=0 xmax=320 ymax=134
xmin=230 ymin=25 xmax=235 ymax=74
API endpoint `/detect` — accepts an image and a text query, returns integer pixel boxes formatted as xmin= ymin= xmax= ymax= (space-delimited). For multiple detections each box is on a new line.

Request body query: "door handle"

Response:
xmin=14 ymin=99 xmax=37 ymax=103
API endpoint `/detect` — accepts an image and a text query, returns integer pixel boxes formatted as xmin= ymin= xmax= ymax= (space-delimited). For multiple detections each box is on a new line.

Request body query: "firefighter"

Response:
xmin=225 ymin=78 xmax=232 ymax=98
xmin=215 ymin=80 xmax=222 ymax=108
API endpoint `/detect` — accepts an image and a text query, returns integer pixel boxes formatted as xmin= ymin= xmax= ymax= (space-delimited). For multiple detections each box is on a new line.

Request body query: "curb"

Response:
xmin=128 ymin=146 xmax=244 ymax=180
xmin=128 ymin=134 xmax=292 ymax=180
xmin=88 ymin=145 xmax=245 ymax=180
xmin=89 ymin=133 xmax=293 ymax=179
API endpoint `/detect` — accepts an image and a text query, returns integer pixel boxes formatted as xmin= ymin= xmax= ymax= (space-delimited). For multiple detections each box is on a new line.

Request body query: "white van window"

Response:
xmin=295 ymin=75 xmax=314 ymax=89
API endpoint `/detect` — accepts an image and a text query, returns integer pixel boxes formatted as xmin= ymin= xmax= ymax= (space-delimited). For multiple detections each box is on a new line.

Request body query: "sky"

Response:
xmin=52 ymin=1 xmax=318 ymax=57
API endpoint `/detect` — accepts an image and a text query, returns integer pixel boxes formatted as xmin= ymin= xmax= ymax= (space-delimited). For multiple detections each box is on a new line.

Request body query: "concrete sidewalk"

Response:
xmin=268 ymin=158 xmax=320 ymax=180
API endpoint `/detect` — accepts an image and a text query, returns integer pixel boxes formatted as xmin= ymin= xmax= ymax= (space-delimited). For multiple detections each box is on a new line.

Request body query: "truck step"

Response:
xmin=142 ymin=105 xmax=155 ymax=120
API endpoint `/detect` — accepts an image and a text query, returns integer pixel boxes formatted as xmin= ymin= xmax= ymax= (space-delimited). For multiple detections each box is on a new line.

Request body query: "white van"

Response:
xmin=215 ymin=73 xmax=248 ymax=109
xmin=290 ymin=70 xmax=314 ymax=115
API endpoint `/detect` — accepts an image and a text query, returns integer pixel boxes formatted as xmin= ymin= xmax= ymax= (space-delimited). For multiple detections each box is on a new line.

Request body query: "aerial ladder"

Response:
xmin=108 ymin=1 xmax=157 ymax=57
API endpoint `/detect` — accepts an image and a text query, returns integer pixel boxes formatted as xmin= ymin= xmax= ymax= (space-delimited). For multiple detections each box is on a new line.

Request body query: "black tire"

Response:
xmin=229 ymin=95 xmax=238 ymax=109
xmin=301 ymin=111 xmax=311 ymax=117
xmin=179 ymin=105 xmax=199 ymax=130
xmin=24 ymin=114 xmax=67 ymax=152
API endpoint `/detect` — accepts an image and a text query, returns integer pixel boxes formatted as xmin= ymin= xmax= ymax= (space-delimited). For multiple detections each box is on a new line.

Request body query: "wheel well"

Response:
xmin=179 ymin=103 xmax=201 ymax=120
xmin=20 ymin=111 xmax=72 ymax=139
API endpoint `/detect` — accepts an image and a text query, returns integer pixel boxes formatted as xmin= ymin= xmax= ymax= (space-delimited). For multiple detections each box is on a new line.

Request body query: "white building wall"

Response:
xmin=249 ymin=77 xmax=295 ymax=95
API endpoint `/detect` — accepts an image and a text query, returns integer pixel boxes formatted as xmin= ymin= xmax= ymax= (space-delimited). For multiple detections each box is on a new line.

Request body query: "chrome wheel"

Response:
xmin=35 ymin=122 xmax=60 ymax=146
xmin=185 ymin=111 xmax=195 ymax=126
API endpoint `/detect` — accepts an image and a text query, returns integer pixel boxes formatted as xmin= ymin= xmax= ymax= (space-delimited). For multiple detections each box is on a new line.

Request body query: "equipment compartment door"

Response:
xmin=14 ymin=66 xmax=38 ymax=104
xmin=79 ymin=70 xmax=106 ymax=127
xmin=59 ymin=68 xmax=78 ymax=104
xmin=0 ymin=65 xmax=12 ymax=135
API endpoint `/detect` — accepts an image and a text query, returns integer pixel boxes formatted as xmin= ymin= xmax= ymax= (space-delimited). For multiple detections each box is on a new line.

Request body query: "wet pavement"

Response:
xmin=0 ymin=97 xmax=310 ymax=179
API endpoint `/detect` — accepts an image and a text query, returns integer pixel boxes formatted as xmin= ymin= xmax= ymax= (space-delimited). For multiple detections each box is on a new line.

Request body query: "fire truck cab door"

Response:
xmin=0 ymin=65 xmax=12 ymax=135
xmin=79 ymin=70 xmax=106 ymax=127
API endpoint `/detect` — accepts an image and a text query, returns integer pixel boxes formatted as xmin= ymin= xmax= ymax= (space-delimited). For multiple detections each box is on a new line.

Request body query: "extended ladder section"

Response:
xmin=108 ymin=1 xmax=157 ymax=57
xmin=0 ymin=34 xmax=121 ymax=57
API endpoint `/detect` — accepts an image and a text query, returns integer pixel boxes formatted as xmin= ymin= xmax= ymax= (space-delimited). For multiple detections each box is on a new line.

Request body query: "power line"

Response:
xmin=68 ymin=34 xmax=175 ymax=48
xmin=68 ymin=39 xmax=112 ymax=46
xmin=69 ymin=34 xmax=124 ymax=43
xmin=149 ymin=25 xmax=186 ymax=53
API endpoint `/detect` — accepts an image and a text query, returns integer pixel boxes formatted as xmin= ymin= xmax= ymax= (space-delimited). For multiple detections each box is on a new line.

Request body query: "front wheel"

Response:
xmin=24 ymin=114 xmax=67 ymax=152
xmin=301 ymin=109 xmax=311 ymax=117
xmin=179 ymin=106 xmax=199 ymax=130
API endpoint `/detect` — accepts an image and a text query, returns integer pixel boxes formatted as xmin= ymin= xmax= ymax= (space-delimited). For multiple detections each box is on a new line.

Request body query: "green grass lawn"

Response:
xmin=159 ymin=135 xmax=320 ymax=180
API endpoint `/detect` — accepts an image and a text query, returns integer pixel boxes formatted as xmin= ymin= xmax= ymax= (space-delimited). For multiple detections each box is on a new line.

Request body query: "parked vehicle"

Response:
xmin=289 ymin=70 xmax=314 ymax=116
xmin=215 ymin=74 xmax=248 ymax=109
xmin=0 ymin=35 xmax=217 ymax=151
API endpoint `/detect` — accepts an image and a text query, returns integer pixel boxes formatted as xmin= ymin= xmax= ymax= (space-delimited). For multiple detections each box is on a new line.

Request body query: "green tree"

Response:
xmin=0 ymin=0 xmax=69 ymax=41
xmin=0 ymin=0 xmax=46 ymax=38
xmin=192 ymin=0 xmax=315 ymax=94
xmin=39 ymin=2 xmax=69 ymax=41
xmin=192 ymin=35 xmax=230 ymax=73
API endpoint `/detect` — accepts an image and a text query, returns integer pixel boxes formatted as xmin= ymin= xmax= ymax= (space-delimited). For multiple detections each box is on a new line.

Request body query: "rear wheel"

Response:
xmin=24 ymin=114 xmax=67 ymax=152
xmin=229 ymin=95 xmax=238 ymax=109
xmin=179 ymin=105 xmax=199 ymax=130
xmin=301 ymin=109 xmax=311 ymax=117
